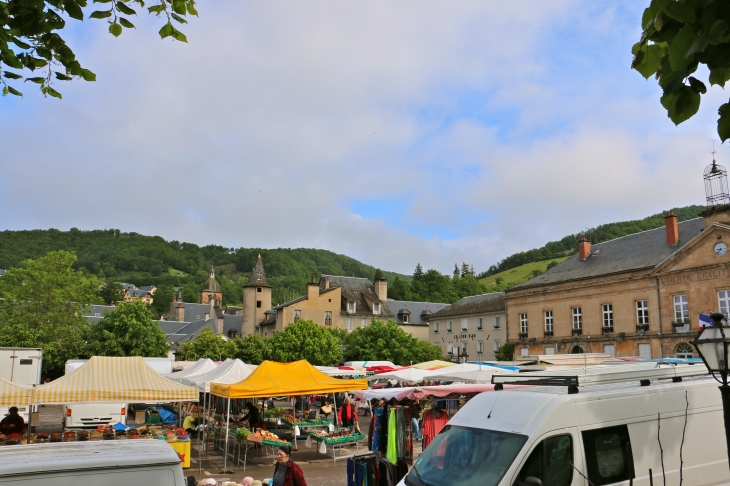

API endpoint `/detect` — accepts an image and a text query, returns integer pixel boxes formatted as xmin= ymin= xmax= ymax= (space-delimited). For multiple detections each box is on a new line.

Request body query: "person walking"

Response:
xmin=272 ymin=445 xmax=307 ymax=486
xmin=409 ymin=400 xmax=422 ymax=441
xmin=337 ymin=396 xmax=359 ymax=431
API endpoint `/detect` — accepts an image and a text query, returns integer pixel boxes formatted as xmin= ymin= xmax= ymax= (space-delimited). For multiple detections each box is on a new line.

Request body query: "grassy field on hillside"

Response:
xmin=479 ymin=256 xmax=570 ymax=292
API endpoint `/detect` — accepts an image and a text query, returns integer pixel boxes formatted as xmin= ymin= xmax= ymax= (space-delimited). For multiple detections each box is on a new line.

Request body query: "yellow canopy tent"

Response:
xmin=411 ymin=360 xmax=456 ymax=370
xmin=0 ymin=377 xmax=32 ymax=407
xmin=210 ymin=360 xmax=368 ymax=398
xmin=32 ymin=356 xmax=199 ymax=404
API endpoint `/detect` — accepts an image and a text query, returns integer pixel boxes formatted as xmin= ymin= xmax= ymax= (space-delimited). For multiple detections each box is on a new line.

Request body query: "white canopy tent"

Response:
xmin=182 ymin=359 xmax=254 ymax=393
xmin=427 ymin=367 xmax=517 ymax=384
xmin=163 ymin=358 xmax=218 ymax=383
xmin=367 ymin=367 xmax=440 ymax=383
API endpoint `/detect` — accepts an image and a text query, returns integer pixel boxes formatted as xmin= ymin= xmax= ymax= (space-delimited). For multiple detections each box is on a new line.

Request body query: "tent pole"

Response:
xmin=27 ymin=385 xmax=35 ymax=445
xmin=199 ymin=393 xmax=204 ymax=475
xmin=223 ymin=397 xmax=231 ymax=473
xmin=332 ymin=392 xmax=338 ymax=429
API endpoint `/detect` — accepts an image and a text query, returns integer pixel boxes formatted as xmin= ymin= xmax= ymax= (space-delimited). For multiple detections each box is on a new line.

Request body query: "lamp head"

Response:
xmin=692 ymin=312 xmax=730 ymax=384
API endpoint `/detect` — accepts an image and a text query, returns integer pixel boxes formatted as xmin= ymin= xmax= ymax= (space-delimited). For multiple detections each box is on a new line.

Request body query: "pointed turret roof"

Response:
xmin=202 ymin=265 xmax=221 ymax=293
xmin=244 ymin=254 xmax=271 ymax=288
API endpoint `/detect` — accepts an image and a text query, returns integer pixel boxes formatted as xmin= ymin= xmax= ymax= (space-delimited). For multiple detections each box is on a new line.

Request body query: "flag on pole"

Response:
xmin=699 ymin=313 xmax=713 ymax=329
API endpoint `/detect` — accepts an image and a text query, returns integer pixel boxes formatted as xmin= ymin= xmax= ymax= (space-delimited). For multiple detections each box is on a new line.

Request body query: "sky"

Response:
xmin=1 ymin=1 xmax=726 ymax=275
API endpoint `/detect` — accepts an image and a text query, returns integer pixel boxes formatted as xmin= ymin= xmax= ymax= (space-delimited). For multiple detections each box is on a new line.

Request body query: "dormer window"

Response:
xmin=373 ymin=302 xmax=381 ymax=315
xmin=347 ymin=301 xmax=356 ymax=313
xmin=402 ymin=314 xmax=410 ymax=324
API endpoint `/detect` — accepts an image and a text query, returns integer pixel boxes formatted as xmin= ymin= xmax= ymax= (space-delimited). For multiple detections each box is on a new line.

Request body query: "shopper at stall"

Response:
xmin=319 ymin=400 xmax=332 ymax=419
xmin=0 ymin=407 xmax=25 ymax=434
xmin=183 ymin=414 xmax=198 ymax=438
xmin=241 ymin=403 xmax=261 ymax=430
xmin=337 ymin=396 xmax=359 ymax=430
xmin=409 ymin=400 xmax=421 ymax=441
xmin=272 ymin=445 xmax=307 ymax=486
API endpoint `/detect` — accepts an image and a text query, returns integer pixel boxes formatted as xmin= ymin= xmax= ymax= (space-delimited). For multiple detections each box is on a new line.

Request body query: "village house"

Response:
xmin=426 ymin=292 xmax=507 ymax=361
xmin=505 ymin=161 xmax=730 ymax=359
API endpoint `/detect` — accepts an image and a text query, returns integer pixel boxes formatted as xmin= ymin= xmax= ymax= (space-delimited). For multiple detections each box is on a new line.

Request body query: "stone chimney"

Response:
xmin=665 ymin=210 xmax=679 ymax=246
xmin=307 ymin=276 xmax=319 ymax=300
xmin=578 ymin=237 xmax=591 ymax=261
xmin=374 ymin=279 xmax=388 ymax=301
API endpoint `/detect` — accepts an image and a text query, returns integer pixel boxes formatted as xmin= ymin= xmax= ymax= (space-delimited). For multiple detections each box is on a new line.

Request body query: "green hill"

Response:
xmin=479 ymin=256 xmax=570 ymax=292
xmin=478 ymin=204 xmax=706 ymax=279
xmin=0 ymin=229 xmax=407 ymax=307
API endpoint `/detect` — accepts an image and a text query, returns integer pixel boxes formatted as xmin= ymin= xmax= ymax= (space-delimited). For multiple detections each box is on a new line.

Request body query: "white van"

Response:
xmin=0 ymin=440 xmax=187 ymax=485
xmin=401 ymin=366 xmax=730 ymax=486
xmin=0 ymin=347 xmax=42 ymax=425
xmin=63 ymin=357 xmax=173 ymax=428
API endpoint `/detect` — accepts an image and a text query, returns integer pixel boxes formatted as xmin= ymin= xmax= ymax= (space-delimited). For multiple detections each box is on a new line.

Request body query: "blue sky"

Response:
xmin=0 ymin=1 xmax=724 ymax=274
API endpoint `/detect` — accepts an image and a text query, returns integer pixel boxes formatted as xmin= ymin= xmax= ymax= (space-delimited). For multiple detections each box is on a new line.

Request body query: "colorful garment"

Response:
xmin=371 ymin=407 xmax=383 ymax=453
xmin=387 ymin=407 xmax=397 ymax=464
xmin=396 ymin=406 xmax=405 ymax=461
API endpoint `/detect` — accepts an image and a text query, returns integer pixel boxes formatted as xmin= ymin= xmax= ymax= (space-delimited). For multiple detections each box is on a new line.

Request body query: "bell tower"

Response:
xmin=199 ymin=265 xmax=223 ymax=304
xmin=242 ymin=254 xmax=272 ymax=336
xmin=701 ymin=147 xmax=730 ymax=226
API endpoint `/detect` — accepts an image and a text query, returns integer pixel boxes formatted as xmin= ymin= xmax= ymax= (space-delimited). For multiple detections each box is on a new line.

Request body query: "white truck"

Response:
xmin=63 ymin=357 xmax=174 ymax=429
xmin=0 ymin=347 xmax=43 ymax=425
xmin=400 ymin=363 xmax=730 ymax=486
xmin=0 ymin=440 xmax=187 ymax=485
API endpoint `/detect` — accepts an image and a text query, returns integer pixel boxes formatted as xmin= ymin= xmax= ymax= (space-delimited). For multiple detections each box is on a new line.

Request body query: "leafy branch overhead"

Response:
xmin=0 ymin=0 xmax=197 ymax=98
xmin=632 ymin=0 xmax=730 ymax=141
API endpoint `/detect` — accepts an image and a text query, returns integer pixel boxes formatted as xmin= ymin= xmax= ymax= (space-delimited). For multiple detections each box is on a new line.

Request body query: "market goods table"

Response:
xmin=309 ymin=432 xmax=366 ymax=462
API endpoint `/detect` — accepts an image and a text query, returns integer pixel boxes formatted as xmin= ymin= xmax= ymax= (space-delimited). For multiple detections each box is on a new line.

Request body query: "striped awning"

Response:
xmin=33 ymin=356 xmax=199 ymax=404
xmin=0 ymin=377 xmax=32 ymax=407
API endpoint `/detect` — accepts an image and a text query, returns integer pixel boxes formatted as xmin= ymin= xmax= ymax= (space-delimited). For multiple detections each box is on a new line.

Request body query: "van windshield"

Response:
xmin=405 ymin=425 xmax=527 ymax=486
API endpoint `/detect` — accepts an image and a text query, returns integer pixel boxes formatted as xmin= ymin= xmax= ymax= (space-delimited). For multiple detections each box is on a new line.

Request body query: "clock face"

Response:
xmin=715 ymin=242 xmax=728 ymax=256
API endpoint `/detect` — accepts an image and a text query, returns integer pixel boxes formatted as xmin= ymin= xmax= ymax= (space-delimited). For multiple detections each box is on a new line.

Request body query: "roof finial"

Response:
xmin=712 ymin=140 xmax=719 ymax=173
xmin=210 ymin=265 xmax=215 ymax=277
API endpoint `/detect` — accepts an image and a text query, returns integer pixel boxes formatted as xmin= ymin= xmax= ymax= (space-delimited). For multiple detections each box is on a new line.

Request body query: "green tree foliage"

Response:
xmin=0 ymin=0 xmax=197 ymax=98
xmin=0 ymin=230 xmax=407 ymax=307
xmin=98 ymin=281 xmax=125 ymax=305
xmin=388 ymin=266 xmax=486 ymax=304
xmin=632 ymin=0 xmax=730 ymax=139
xmin=268 ymin=320 xmax=342 ymax=366
xmin=150 ymin=283 xmax=175 ymax=318
xmin=229 ymin=333 xmax=270 ymax=365
xmin=0 ymin=251 xmax=100 ymax=378
xmin=477 ymin=205 xmax=705 ymax=278
xmin=87 ymin=300 xmax=168 ymax=357
xmin=343 ymin=319 xmax=443 ymax=365
xmin=373 ymin=268 xmax=384 ymax=281
xmin=495 ymin=343 xmax=515 ymax=362
xmin=179 ymin=327 xmax=232 ymax=361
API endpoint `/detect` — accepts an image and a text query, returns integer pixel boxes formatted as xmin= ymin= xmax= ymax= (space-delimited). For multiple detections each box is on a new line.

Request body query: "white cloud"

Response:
xmin=0 ymin=1 xmax=723 ymax=276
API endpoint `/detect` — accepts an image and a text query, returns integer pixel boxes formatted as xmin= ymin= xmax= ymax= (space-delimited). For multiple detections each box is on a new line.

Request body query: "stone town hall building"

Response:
xmin=505 ymin=161 xmax=730 ymax=360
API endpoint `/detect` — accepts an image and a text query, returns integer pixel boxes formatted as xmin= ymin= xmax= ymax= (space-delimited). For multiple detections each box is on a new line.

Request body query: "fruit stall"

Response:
xmin=308 ymin=429 xmax=367 ymax=462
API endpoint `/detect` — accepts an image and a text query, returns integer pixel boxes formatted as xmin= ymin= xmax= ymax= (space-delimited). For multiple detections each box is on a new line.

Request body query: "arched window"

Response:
xmin=571 ymin=346 xmax=584 ymax=354
xmin=675 ymin=342 xmax=694 ymax=359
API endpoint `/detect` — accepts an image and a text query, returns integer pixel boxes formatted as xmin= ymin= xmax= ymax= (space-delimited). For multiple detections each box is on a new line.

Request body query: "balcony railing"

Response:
xmin=636 ymin=323 xmax=649 ymax=333
xmin=519 ymin=332 xmax=528 ymax=339
xmin=544 ymin=330 xmax=554 ymax=338
xmin=572 ymin=328 xmax=582 ymax=336
xmin=601 ymin=326 xmax=614 ymax=335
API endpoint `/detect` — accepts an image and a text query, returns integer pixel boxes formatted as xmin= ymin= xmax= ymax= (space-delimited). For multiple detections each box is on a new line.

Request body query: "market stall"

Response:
xmin=427 ymin=367 xmax=517 ymax=384
xmin=210 ymin=360 xmax=368 ymax=470
xmin=0 ymin=377 xmax=32 ymax=407
xmin=366 ymin=367 xmax=440 ymax=384
xmin=410 ymin=360 xmax=456 ymax=370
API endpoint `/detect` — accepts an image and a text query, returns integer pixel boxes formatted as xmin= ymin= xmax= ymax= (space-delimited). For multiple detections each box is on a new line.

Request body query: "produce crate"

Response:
xmin=308 ymin=433 xmax=365 ymax=444
xmin=263 ymin=439 xmax=292 ymax=447
xmin=282 ymin=419 xmax=332 ymax=428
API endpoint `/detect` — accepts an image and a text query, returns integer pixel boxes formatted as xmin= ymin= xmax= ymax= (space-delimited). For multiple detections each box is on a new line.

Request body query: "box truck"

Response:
xmin=400 ymin=364 xmax=730 ymax=486
xmin=63 ymin=357 xmax=173 ymax=429
xmin=0 ymin=347 xmax=42 ymax=425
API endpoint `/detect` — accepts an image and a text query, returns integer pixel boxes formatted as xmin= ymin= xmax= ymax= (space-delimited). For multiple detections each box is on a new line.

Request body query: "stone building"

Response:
xmin=241 ymin=255 xmax=272 ymax=336
xmin=505 ymin=162 xmax=730 ymax=359
xmin=426 ymin=292 xmax=507 ymax=361
xmin=199 ymin=266 xmax=223 ymax=304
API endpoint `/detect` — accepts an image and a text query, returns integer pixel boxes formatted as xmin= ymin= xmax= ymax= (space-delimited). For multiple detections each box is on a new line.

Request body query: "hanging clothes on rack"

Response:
xmin=421 ymin=407 xmax=449 ymax=449
xmin=386 ymin=407 xmax=397 ymax=464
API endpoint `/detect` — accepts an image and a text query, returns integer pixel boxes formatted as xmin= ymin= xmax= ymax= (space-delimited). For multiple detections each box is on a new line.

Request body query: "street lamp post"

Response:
xmin=692 ymin=312 xmax=730 ymax=468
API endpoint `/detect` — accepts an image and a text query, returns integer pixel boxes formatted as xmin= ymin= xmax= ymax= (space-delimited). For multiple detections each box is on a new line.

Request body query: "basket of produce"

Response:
xmin=62 ymin=431 xmax=76 ymax=442
xmin=89 ymin=430 xmax=103 ymax=441
xmin=0 ymin=433 xmax=6 ymax=445
xmin=309 ymin=431 xmax=365 ymax=444
xmin=139 ymin=429 xmax=152 ymax=439
xmin=116 ymin=429 xmax=128 ymax=440
xmin=50 ymin=432 xmax=63 ymax=443
xmin=129 ymin=429 xmax=140 ymax=440
xmin=165 ymin=430 xmax=177 ymax=442
xmin=236 ymin=427 xmax=251 ymax=443
xmin=76 ymin=430 xmax=89 ymax=442
xmin=176 ymin=429 xmax=190 ymax=441
xmin=102 ymin=429 xmax=116 ymax=441
xmin=145 ymin=407 xmax=162 ymax=425
xmin=153 ymin=429 xmax=166 ymax=440
xmin=35 ymin=432 xmax=49 ymax=444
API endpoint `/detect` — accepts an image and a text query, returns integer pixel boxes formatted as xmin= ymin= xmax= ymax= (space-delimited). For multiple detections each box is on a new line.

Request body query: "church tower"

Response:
xmin=242 ymin=254 xmax=272 ymax=336
xmin=199 ymin=266 xmax=223 ymax=304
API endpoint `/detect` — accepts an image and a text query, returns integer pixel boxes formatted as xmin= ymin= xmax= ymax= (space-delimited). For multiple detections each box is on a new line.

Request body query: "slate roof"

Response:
xmin=0 ymin=269 xmax=6 ymax=276
xmin=224 ymin=314 xmax=243 ymax=335
xmin=321 ymin=275 xmax=393 ymax=317
xmin=428 ymin=292 xmax=506 ymax=319
xmin=510 ymin=218 xmax=707 ymax=290
xmin=128 ymin=289 xmax=151 ymax=298
xmin=244 ymin=255 xmax=271 ymax=288
xmin=201 ymin=266 xmax=221 ymax=293
xmin=385 ymin=300 xmax=450 ymax=326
